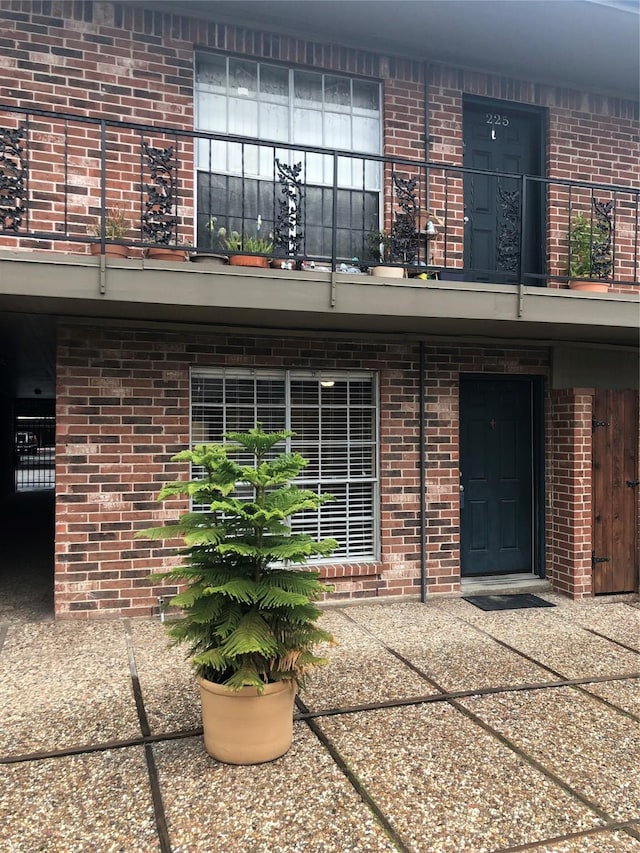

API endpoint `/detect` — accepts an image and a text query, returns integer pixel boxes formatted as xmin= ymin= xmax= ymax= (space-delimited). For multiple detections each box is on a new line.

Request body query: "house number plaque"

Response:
xmin=485 ymin=113 xmax=510 ymax=126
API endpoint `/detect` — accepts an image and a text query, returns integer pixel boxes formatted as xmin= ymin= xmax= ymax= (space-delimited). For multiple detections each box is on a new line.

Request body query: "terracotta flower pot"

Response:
xmin=90 ymin=243 xmax=128 ymax=259
xmin=145 ymin=246 xmax=188 ymax=262
xmin=198 ymin=677 xmax=296 ymax=765
xmin=569 ymin=280 xmax=609 ymax=292
xmin=228 ymin=254 xmax=269 ymax=268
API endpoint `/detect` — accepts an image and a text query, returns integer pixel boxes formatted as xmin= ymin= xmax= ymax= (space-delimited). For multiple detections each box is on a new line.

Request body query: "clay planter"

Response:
xmin=90 ymin=243 xmax=128 ymax=259
xmin=198 ymin=677 xmax=296 ymax=765
xmin=369 ymin=265 xmax=405 ymax=278
xmin=228 ymin=254 xmax=269 ymax=268
xmin=145 ymin=246 xmax=188 ymax=262
xmin=190 ymin=252 xmax=228 ymax=267
xmin=569 ymin=280 xmax=609 ymax=292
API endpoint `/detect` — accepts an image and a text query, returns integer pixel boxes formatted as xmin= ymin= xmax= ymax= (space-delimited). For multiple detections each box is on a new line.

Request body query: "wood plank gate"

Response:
xmin=592 ymin=389 xmax=639 ymax=594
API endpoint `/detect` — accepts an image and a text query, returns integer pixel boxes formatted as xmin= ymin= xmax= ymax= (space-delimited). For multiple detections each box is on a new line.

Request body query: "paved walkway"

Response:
xmin=1 ymin=581 xmax=639 ymax=851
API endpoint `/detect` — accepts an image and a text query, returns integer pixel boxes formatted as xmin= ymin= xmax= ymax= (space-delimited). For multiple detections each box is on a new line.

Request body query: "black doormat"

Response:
xmin=462 ymin=593 xmax=556 ymax=612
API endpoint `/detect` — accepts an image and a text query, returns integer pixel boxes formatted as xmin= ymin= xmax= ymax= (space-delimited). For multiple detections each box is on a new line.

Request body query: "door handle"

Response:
xmin=627 ymin=480 xmax=640 ymax=488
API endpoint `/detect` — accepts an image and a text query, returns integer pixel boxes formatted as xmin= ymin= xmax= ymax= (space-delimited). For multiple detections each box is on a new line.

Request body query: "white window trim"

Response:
xmin=189 ymin=366 xmax=380 ymax=563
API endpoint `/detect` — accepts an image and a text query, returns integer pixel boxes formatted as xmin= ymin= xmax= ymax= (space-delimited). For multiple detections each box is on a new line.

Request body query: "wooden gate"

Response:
xmin=592 ymin=389 xmax=639 ymax=594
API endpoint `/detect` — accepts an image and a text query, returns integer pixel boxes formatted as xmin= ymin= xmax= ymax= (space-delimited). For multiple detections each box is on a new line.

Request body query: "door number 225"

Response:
xmin=486 ymin=113 xmax=510 ymax=126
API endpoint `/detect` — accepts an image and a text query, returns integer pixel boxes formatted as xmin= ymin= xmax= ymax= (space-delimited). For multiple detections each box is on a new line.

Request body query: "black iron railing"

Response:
xmin=1 ymin=104 xmax=638 ymax=286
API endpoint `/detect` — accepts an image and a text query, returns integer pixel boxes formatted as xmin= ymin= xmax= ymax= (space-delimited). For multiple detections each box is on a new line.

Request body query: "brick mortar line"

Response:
xmin=337 ymin=609 xmax=638 ymax=840
xmin=123 ymin=620 xmax=173 ymax=853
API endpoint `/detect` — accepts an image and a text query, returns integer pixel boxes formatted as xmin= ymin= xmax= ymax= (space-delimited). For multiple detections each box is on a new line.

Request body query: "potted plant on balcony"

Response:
xmin=366 ymin=228 xmax=405 ymax=278
xmin=568 ymin=211 xmax=610 ymax=292
xmin=139 ymin=426 xmax=337 ymax=765
xmin=190 ymin=216 xmax=229 ymax=267
xmin=145 ymin=235 xmax=192 ymax=262
xmin=224 ymin=216 xmax=273 ymax=268
xmin=88 ymin=208 xmax=130 ymax=258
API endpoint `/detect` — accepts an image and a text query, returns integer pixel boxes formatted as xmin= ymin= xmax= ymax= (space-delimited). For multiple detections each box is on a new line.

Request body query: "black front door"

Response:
xmin=460 ymin=377 xmax=533 ymax=576
xmin=463 ymin=99 xmax=544 ymax=283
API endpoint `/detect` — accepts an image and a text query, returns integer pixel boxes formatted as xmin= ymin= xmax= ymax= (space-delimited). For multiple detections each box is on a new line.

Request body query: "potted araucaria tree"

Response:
xmin=139 ymin=426 xmax=337 ymax=765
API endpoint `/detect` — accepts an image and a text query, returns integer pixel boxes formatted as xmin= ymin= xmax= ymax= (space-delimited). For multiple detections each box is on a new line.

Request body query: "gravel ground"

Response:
xmin=0 ymin=747 xmax=158 ymax=852
xmin=459 ymin=686 xmax=640 ymax=822
xmin=581 ymin=677 xmax=640 ymax=717
xmin=0 ymin=621 xmax=140 ymax=756
xmin=528 ymin=831 xmax=640 ymax=852
xmin=1 ymin=594 xmax=638 ymax=852
xmin=303 ymin=609 xmax=440 ymax=710
xmin=128 ymin=619 xmax=201 ymax=735
xmin=154 ymin=726 xmax=398 ymax=853
xmin=439 ymin=605 xmax=640 ymax=679
xmin=318 ymin=703 xmax=603 ymax=852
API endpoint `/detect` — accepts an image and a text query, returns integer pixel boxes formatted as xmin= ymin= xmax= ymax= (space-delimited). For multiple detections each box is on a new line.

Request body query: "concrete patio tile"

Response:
xmin=557 ymin=601 xmax=640 ymax=651
xmin=0 ymin=622 xmax=140 ymax=756
xmin=129 ymin=619 xmax=201 ymax=734
xmin=528 ymin=830 xmax=640 ymax=852
xmin=302 ymin=609 xmax=439 ymax=711
xmin=0 ymin=747 xmax=158 ymax=852
xmin=153 ymin=726 xmax=397 ymax=853
xmin=318 ymin=704 xmax=602 ymax=853
xmin=449 ymin=608 xmax=640 ymax=680
xmin=343 ymin=602 xmax=553 ymax=691
xmin=581 ymin=677 xmax=640 ymax=718
xmin=459 ymin=686 xmax=640 ymax=822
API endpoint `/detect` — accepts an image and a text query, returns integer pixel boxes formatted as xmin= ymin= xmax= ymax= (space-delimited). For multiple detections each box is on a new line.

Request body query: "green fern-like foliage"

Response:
xmin=138 ymin=427 xmax=338 ymax=693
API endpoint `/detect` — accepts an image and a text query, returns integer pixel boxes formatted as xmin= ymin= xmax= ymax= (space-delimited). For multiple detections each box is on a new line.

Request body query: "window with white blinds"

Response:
xmin=191 ymin=368 xmax=378 ymax=560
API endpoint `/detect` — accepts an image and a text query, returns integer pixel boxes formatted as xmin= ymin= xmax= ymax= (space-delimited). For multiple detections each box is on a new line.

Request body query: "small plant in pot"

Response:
xmin=366 ymin=228 xmax=405 ymax=278
xmin=88 ymin=208 xmax=130 ymax=257
xmin=139 ymin=426 xmax=337 ymax=764
xmin=224 ymin=216 xmax=274 ymax=267
xmin=190 ymin=216 xmax=229 ymax=266
xmin=568 ymin=211 xmax=610 ymax=292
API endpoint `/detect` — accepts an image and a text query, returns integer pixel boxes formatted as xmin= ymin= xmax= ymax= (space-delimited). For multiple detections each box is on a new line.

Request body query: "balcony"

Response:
xmin=0 ymin=105 xmax=638 ymax=345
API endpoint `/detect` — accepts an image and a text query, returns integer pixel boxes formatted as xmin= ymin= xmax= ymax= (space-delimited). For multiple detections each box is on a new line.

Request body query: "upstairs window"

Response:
xmin=195 ymin=55 xmax=382 ymax=260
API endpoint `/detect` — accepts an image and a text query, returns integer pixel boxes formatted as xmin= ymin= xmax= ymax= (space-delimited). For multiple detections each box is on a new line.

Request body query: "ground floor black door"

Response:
xmin=460 ymin=377 xmax=534 ymax=576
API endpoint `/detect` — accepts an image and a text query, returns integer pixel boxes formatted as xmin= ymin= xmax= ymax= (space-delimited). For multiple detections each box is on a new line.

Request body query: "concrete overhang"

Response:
xmin=0 ymin=251 xmax=638 ymax=347
xmin=137 ymin=0 xmax=640 ymax=99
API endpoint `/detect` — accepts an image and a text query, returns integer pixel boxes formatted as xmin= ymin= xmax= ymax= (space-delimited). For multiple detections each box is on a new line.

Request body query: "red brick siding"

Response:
xmin=547 ymin=388 xmax=594 ymax=598
xmin=56 ymin=325 xmax=551 ymax=618
xmin=1 ymin=1 xmax=637 ymax=287
xmin=427 ymin=66 xmax=639 ymax=287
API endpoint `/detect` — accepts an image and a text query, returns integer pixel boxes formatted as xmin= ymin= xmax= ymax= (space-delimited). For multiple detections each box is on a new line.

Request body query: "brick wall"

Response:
xmin=1 ymin=1 xmax=637 ymax=286
xmin=55 ymin=324 xmax=551 ymax=618
xmin=547 ymin=388 xmax=594 ymax=597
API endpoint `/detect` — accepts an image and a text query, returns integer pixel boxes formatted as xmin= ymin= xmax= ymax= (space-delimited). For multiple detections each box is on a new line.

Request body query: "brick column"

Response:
xmin=549 ymin=388 xmax=593 ymax=597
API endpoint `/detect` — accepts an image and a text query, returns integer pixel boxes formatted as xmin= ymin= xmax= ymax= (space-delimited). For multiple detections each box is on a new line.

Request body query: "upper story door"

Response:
xmin=463 ymin=99 xmax=545 ymax=284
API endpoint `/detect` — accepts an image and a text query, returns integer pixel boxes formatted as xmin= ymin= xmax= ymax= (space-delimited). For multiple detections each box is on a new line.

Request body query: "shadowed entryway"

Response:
xmin=0 ymin=491 xmax=54 ymax=622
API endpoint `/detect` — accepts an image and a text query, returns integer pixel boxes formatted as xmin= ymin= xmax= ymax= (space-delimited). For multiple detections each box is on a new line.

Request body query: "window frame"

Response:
xmin=189 ymin=366 xmax=380 ymax=563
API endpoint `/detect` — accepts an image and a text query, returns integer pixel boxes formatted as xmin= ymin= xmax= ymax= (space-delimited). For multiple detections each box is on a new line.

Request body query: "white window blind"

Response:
xmin=190 ymin=368 xmax=378 ymax=560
